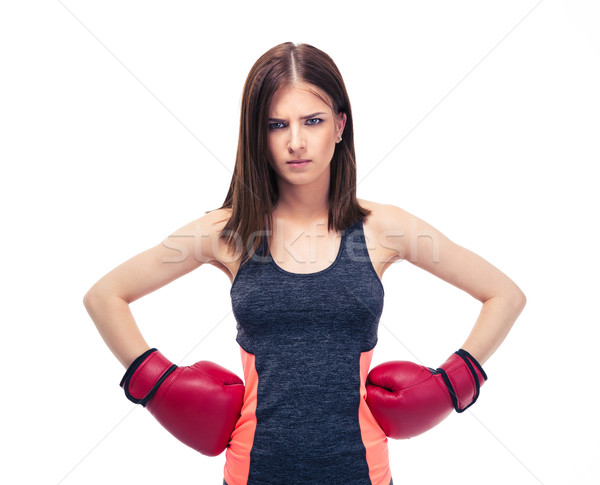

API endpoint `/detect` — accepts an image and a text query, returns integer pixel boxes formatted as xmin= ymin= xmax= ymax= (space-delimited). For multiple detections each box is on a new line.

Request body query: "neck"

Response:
xmin=273 ymin=191 xmax=329 ymax=226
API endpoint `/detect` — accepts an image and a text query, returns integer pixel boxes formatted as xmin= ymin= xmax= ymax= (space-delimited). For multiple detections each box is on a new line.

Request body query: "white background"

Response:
xmin=1 ymin=1 xmax=598 ymax=484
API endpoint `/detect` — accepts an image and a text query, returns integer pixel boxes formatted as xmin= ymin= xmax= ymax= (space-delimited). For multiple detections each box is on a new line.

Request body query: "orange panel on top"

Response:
xmin=359 ymin=349 xmax=393 ymax=485
xmin=223 ymin=347 xmax=258 ymax=485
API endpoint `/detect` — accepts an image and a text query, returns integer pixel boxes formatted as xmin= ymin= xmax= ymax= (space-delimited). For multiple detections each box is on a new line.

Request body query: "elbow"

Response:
xmin=83 ymin=286 xmax=127 ymax=312
xmin=485 ymin=288 xmax=526 ymax=313
xmin=83 ymin=285 xmax=106 ymax=312
xmin=511 ymin=288 xmax=527 ymax=313
xmin=82 ymin=288 xmax=97 ymax=312
xmin=519 ymin=291 xmax=527 ymax=308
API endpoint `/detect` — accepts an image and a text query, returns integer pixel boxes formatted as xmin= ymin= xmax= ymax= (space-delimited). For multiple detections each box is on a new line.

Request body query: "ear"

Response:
xmin=336 ymin=112 xmax=347 ymax=138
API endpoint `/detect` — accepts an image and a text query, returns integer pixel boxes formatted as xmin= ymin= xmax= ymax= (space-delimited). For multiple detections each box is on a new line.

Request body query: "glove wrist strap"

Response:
xmin=120 ymin=348 xmax=177 ymax=407
xmin=435 ymin=348 xmax=487 ymax=413
xmin=456 ymin=348 xmax=487 ymax=381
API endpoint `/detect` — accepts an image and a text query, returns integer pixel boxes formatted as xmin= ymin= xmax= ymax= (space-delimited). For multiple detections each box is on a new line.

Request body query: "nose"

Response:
xmin=287 ymin=125 xmax=305 ymax=152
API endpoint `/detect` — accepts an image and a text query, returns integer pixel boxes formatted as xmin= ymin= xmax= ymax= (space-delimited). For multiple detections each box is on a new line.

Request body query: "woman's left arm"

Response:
xmin=381 ymin=204 xmax=527 ymax=366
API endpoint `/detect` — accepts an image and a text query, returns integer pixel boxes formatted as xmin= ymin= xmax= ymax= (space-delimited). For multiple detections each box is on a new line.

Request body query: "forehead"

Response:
xmin=268 ymin=83 xmax=332 ymax=115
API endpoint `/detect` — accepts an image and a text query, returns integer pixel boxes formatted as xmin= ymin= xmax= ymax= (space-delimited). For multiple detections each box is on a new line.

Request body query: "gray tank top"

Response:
xmin=226 ymin=218 xmax=390 ymax=484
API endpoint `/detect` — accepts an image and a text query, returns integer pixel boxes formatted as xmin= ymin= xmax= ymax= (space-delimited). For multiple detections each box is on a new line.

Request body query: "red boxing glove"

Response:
xmin=366 ymin=348 xmax=487 ymax=439
xmin=120 ymin=348 xmax=245 ymax=456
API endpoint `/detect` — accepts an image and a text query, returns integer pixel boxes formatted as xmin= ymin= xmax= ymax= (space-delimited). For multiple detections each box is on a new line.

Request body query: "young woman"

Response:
xmin=84 ymin=42 xmax=526 ymax=485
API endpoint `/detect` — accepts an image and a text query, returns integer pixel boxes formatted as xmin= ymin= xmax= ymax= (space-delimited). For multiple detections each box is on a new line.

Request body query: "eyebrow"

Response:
xmin=268 ymin=112 xmax=327 ymax=122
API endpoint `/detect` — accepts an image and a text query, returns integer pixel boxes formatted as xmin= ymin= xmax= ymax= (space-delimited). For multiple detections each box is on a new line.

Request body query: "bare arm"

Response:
xmin=83 ymin=210 xmax=224 ymax=368
xmin=381 ymin=204 xmax=526 ymax=366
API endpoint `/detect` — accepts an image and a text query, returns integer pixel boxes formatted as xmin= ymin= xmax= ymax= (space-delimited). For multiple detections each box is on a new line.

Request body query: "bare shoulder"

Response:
xmin=164 ymin=207 xmax=233 ymax=264
xmin=356 ymin=198 xmax=408 ymax=270
xmin=357 ymin=197 xmax=406 ymax=235
xmin=196 ymin=207 xmax=242 ymax=282
xmin=357 ymin=198 xmax=396 ymax=224
xmin=357 ymin=198 xmax=424 ymax=260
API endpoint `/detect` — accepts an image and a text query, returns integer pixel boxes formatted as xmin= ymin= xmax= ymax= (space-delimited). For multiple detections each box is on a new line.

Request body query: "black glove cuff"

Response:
xmin=119 ymin=348 xmax=177 ymax=407
xmin=119 ymin=348 xmax=158 ymax=388
xmin=434 ymin=348 xmax=488 ymax=414
xmin=456 ymin=348 xmax=488 ymax=381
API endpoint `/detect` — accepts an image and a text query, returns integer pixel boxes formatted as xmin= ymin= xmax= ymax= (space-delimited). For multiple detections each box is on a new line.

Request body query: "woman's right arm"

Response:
xmin=82 ymin=210 xmax=224 ymax=369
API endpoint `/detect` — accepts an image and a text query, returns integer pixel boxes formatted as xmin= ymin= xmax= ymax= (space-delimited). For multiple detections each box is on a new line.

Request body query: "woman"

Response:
xmin=84 ymin=42 xmax=526 ymax=485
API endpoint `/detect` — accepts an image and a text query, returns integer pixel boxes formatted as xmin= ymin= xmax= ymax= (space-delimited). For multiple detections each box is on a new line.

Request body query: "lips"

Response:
xmin=286 ymin=159 xmax=311 ymax=164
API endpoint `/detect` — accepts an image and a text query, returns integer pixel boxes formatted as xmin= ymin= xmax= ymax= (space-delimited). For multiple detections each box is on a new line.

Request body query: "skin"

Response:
xmin=83 ymin=82 xmax=526 ymax=369
xmin=266 ymin=82 xmax=346 ymax=224
xmin=264 ymin=82 xmax=350 ymax=272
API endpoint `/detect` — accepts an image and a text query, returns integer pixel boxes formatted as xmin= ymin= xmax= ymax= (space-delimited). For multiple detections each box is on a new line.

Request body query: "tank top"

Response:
xmin=224 ymin=218 xmax=392 ymax=485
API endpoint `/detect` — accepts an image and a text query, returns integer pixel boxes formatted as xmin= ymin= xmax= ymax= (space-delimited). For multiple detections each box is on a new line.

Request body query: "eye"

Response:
xmin=268 ymin=118 xmax=324 ymax=130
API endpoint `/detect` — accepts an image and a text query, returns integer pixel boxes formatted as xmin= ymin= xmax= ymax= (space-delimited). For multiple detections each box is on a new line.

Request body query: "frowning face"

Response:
xmin=267 ymin=83 xmax=346 ymax=188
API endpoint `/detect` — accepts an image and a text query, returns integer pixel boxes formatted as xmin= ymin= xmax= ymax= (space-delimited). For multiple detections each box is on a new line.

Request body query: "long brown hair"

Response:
xmin=209 ymin=41 xmax=371 ymax=266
